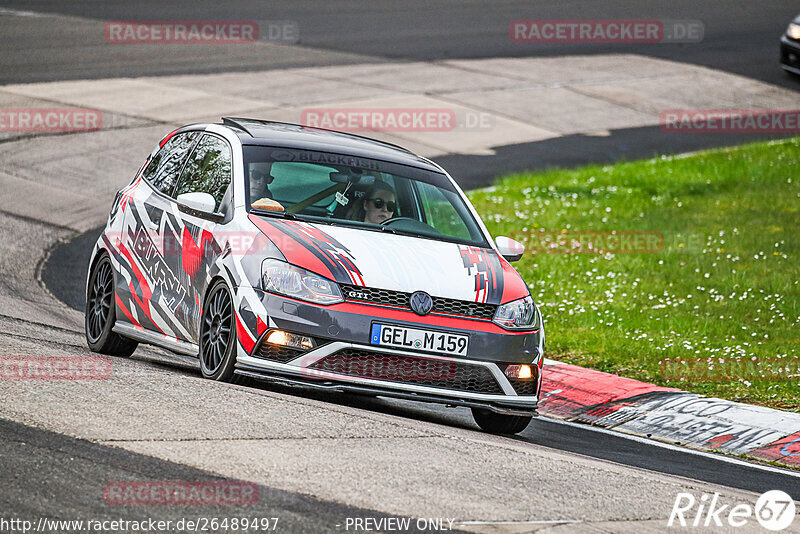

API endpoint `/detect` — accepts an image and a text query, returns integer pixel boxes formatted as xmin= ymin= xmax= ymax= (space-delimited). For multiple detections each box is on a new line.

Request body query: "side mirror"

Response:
xmin=495 ymin=236 xmax=525 ymax=262
xmin=177 ymin=192 xmax=216 ymax=215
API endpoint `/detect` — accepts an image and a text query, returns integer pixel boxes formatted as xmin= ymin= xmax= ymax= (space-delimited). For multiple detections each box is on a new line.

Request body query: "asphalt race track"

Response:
xmin=2 ymin=2 xmax=800 ymax=532
xmin=2 ymin=0 xmax=798 ymax=182
xmin=1 ymin=0 xmax=799 ymax=90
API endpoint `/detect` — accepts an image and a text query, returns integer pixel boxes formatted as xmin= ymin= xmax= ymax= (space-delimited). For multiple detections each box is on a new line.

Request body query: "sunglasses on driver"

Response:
xmin=367 ymin=198 xmax=397 ymax=212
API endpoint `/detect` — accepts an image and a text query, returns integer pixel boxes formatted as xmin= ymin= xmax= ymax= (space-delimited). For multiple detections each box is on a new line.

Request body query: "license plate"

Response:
xmin=370 ymin=324 xmax=468 ymax=356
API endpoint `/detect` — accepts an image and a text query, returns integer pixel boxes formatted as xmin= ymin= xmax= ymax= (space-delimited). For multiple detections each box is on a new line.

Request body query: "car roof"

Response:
xmin=217 ymin=117 xmax=442 ymax=172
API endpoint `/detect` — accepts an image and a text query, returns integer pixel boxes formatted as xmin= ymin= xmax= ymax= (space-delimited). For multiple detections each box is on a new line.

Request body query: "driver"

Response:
xmin=249 ymin=168 xmax=273 ymax=202
xmin=353 ymin=180 xmax=396 ymax=224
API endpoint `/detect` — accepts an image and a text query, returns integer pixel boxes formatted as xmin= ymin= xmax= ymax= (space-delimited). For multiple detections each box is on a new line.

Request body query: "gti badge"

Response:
xmin=409 ymin=291 xmax=433 ymax=316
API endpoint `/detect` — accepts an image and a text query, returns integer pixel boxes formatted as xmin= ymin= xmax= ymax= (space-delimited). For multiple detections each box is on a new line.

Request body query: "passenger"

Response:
xmin=249 ymin=169 xmax=272 ymax=202
xmin=249 ymin=168 xmax=284 ymax=211
xmin=351 ymin=181 xmax=396 ymax=224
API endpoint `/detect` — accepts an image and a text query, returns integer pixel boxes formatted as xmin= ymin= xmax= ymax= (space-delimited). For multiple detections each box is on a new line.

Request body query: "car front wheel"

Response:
xmin=471 ymin=408 xmax=532 ymax=435
xmin=199 ymin=280 xmax=242 ymax=383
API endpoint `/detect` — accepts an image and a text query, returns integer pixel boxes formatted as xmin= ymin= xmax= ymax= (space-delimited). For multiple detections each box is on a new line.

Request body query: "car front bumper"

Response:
xmin=235 ymin=290 xmax=543 ymax=414
xmin=780 ymin=35 xmax=800 ymax=75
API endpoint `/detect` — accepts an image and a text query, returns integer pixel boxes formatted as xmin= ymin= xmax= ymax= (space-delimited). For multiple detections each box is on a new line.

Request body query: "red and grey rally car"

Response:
xmin=85 ymin=118 xmax=544 ymax=434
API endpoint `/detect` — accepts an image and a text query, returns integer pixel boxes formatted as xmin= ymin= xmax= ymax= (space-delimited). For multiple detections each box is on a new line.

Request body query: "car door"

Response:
xmin=169 ymin=133 xmax=233 ymax=341
xmin=118 ymin=130 xmax=200 ymax=339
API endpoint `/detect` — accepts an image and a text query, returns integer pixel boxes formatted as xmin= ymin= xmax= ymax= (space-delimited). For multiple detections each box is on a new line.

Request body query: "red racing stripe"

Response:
xmin=331 ymin=301 xmax=536 ymax=335
xmin=119 ymin=241 xmax=152 ymax=301
xmin=248 ymin=215 xmax=337 ymax=281
xmin=119 ymin=176 xmax=141 ymax=213
xmin=256 ymin=316 xmax=268 ymax=337
xmin=115 ymin=293 xmax=140 ymax=327
xmin=235 ymin=312 xmax=256 ymax=354
xmin=128 ymin=281 xmax=165 ymax=335
xmin=119 ymin=240 xmax=166 ymax=334
xmin=498 ymin=257 xmax=529 ymax=304
xmin=159 ymin=127 xmax=181 ymax=148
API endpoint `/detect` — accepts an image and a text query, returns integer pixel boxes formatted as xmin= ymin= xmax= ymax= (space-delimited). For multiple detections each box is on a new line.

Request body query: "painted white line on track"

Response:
xmin=456 ymin=519 xmax=582 ymax=525
xmin=0 ymin=8 xmax=45 ymax=17
xmin=543 ymin=416 xmax=800 ymax=480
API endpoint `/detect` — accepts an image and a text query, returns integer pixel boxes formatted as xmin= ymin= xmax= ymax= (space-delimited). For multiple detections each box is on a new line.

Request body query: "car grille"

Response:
xmin=253 ymin=343 xmax=306 ymax=363
xmin=507 ymin=377 xmax=538 ymax=395
xmin=340 ymin=284 xmax=497 ymax=320
xmin=308 ymin=349 xmax=504 ymax=394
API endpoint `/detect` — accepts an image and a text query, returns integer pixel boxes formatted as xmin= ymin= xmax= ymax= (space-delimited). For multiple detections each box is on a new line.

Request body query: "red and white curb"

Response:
xmin=539 ymin=359 xmax=800 ymax=468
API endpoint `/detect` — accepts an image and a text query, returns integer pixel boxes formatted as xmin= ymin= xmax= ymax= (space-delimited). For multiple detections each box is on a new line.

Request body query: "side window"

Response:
xmin=417 ymin=182 xmax=472 ymax=240
xmin=174 ymin=134 xmax=232 ymax=210
xmin=141 ymin=131 xmax=200 ymax=195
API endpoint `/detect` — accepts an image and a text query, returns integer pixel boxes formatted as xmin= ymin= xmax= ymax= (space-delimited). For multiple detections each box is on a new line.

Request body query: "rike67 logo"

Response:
xmin=669 ymin=490 xmax=796 ymax=531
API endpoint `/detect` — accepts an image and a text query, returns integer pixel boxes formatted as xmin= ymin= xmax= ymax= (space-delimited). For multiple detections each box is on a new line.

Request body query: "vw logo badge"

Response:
xmin=409 ymin=291 xmax=433 ymax=316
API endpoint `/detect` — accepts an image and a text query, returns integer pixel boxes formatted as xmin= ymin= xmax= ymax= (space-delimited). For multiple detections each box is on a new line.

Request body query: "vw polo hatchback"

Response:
xmin=85 ymin=118 xmax=544 ymax=434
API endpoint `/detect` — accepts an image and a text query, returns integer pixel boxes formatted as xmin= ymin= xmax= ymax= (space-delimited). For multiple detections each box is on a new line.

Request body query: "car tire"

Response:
xmin=199 ymin=280 xmax=243 ymax=383
xmin=471 ymin=408 xmax=532 ymax=435
xmin=85 ymin=254 xmax=138 ymax=357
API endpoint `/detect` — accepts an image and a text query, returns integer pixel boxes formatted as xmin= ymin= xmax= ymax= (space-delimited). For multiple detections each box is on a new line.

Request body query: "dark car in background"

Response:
xmin=780 ymin=14 xmax=800 ymax=75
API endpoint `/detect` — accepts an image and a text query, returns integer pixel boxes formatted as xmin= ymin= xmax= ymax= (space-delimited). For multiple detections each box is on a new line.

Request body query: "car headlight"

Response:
xmin=788 ymin=23 xmax=800 ymax=40
xmin=262 ymin=259 xmax=343 ymax=305
xmin=493 ymin=295 xmax=540 ymax=330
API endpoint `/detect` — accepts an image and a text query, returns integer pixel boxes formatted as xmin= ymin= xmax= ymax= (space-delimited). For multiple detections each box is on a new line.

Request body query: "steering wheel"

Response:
xmin=380 ymin=216 xmax=417 ymax=226
xmin=380 ymin=217 xmax=441 ymax=237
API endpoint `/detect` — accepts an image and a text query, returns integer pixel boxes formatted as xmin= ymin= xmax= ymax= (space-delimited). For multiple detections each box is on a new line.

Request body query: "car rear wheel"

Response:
xmin=85 ymin=254 xmax=138 ymax=357
xmin=471 ymin=408 xmax=532 ymax=435
xmin=199 ymin=280 xmax=242 ymax=383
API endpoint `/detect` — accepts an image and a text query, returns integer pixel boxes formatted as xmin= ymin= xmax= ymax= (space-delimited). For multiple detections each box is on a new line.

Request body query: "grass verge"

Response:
xmin=469 ymin=137 xmax=800 ymax=411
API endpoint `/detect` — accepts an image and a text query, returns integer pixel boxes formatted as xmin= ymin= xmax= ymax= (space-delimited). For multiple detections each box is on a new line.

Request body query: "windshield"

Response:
xmin=243 ymin=146 xmax=488 ymax=247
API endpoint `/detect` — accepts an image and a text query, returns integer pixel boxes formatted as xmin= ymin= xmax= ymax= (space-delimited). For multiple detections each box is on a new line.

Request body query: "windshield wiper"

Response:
xmin=251 ymin=208 xmax=404 ymax=235
xmin=250 ymin=208 xmax=302 ymax=221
